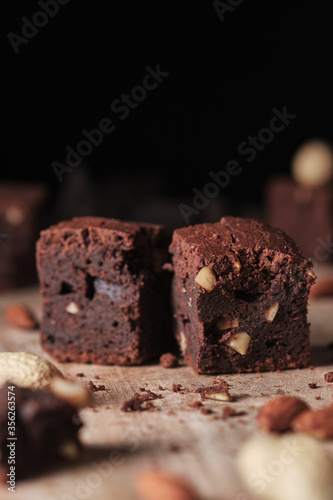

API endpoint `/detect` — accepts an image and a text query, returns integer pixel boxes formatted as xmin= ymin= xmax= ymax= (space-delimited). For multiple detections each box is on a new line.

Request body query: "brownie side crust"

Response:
xmin=170 ymin=216 xmax=315 ymax=374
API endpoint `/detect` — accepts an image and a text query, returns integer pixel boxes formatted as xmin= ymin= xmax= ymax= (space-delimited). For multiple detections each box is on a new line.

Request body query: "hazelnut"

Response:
xmin=217 ymin=318 xmax=239 ymax=331
xmin=225 ymin=332 xmax=251 ymax=355
xmin=195 ymin=267 xmax=216 ymax=291
xmin=66 ymin=302 xmax=79 ymax=314
xmin=265 ymin=302 xmax=279 ymax=322
xmin=292 ymin=140 xmax=333 ymax=188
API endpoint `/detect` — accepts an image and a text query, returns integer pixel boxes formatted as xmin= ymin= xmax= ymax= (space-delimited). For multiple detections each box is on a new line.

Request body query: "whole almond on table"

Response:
xmin=135 ymin=471 xmax=198 ymax=500
xmin=4 ymin=303 xmax=38 ymax=330
xmin=292 ymin=406 xmax=333 ymax=439
xmin=257 ymin=396 xmax=309 ymax=433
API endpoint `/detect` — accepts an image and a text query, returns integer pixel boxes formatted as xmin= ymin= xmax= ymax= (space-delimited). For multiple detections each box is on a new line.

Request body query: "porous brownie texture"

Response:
xmin=37 ymin=217 xmax=174 ymax=365
xmin=0 ymin=384 xmax=82 ymax=482
xmin=170 ymin=216 xmax=315 ymax=374
xmin=0 ymin=183 xmax=48 ymax=291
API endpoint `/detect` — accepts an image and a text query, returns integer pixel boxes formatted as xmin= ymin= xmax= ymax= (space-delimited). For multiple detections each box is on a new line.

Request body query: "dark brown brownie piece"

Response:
xmin=265 ymin=176 xmax=333 ymax=259
xmin=0 ymin=183 xmax=48 ymax=292
xmin=0 ymin=384 xmax=82 ymax=482
xmin=159 ymin=353 xmax=179 ymax=368
xmin=37 ymin=217 xmax=174 ymax=365
xmin=170 ymin=216 xmax=315 ymax=374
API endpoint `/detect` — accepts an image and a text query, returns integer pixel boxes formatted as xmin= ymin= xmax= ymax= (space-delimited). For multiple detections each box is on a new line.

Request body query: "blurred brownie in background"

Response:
xmin=265 ymin=176 xmax=333 ymax=260
xmin=0 ymin=183 xmax=49 ymax=292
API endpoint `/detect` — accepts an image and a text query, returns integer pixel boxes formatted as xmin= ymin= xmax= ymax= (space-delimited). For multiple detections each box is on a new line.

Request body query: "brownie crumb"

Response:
xmin=76 ymin=373 xmax=85 ymax=378
xmin=172 ymin=384 xmax=182 ymax=393
xmin=196 ymin=381 xmax=232 ymax=402
xmin=221 ymin=406 xmax=247 ymax=419
xmin=201 ymin=408 xmax=213 ymax=415
xmin=94 ymin=375 xmax=101 ymax=380
xmin=309 ymin=365 xmax=315 ymax=370
xmin=188 ymin=401 xmax=203 ymax=409
xmin=121 ymin=391 xmax=162 ymax=412
xmin=308 ymin=383 xmax=318 ymax=389
xmin=89 ymin=381 xmax=106 ymax=392
xmin=160 ymin=353 xmax=179 ymax=369
xmin=315 ymin=396 xmax=322 ymax=400
xmin=158 ymin=386 xmax=166 ymax=391
xmin=324 ymin=372 xmax=333 ymax=383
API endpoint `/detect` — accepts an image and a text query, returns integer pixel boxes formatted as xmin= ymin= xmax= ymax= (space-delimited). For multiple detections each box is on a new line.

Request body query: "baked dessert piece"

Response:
xmin=170 ymin=216 xmax=315 ymax=374
xmin=0 ymin=182 xmax=48 ymax=292
xmin=36 ymin=217 xmax=174 ymax=365
xmin=265 ymin=176 xmax=333 ymax=260
xmin=0 ymin=384 xmax=82 ymax=482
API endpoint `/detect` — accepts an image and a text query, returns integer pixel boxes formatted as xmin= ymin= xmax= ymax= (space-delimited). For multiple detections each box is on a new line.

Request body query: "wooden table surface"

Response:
xmin=1 ymin=272 xmax=333 ymax=500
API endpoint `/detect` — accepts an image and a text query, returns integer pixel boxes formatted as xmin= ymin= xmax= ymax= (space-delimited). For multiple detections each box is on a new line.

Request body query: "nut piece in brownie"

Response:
xmin=0 ymin=183 xmax=48 ymax=292
xmin=170 ymin=216 xmax=315 ymax=374
xmin=37 ymin=217 xmax=174 ymax=365
xmin=0 ymin=384 xmax=82 ymax=482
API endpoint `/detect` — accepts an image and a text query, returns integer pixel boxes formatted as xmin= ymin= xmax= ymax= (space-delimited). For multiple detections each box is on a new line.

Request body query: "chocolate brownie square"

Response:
xmin=0 ymin=384 xmax=82 ymax=482
xmin=36 ymin=217 xmax=174 ymax=365
xmin=170 ymin=216 xmax=315 ymax=374
xmin=0 ymin=182 xmax=48 ymax=292
xmin=265 ymin=176 xmax=333 ymax=260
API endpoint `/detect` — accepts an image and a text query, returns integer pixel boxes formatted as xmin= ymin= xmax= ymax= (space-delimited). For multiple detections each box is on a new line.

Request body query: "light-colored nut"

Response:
xmin=0 ymin=352 xmax=63 ymax=390
xmin=195 ymin=267 xmax=216 ymax=291
xmin=265 ymin=302 xmax=279 ymax=322
xmin=180 ymin=287 xmax=186 ymax=294
xmin=238 ymin=433 xmax=333 ymax=500
xmin=5 ymin=206 xmax=24 ymax=225
xmin=135 ymin=470 xmax=198 ymax=500
xmin=66 ymin=302 xmax=79 ymax=314
xmin=204 ymin=391 xmax=232 ymax=402
xmin=4 ymin=303 xmax=38 ymax=330
xmin=307 ymin=268 xmax=317 ymax=279
xmin=217 ymin=318 xmax=239 ymax=331
xmin=179 ymin=331 xmax=187 ymax=355
xmin=257 ymin=396 xmax=309 ymax=433
xmin=233 ymin=255 xmax=242 ymax=270
xmin=292 ymin=140 xmax=333 ymax=188
xmin=58 ymin=441 xmax=80 ymax=460
xmin=225 ymin=332 xmax=251 ymax=355
xmin=49 ymin=377 xmax=91 ymax=408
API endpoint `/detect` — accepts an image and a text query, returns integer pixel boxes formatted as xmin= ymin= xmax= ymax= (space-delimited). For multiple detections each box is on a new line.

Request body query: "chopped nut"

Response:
xmin=257 ymin=396 xmax=309 ymax=433
xmin=66 ymin=302 xmax=79 ymax=314
xmin=58 ymin=441 xmax=80 ymax=460
xmin=307 ymin=268 xmax=317 ymax=279
xmin=50 ymin=377 xmax=91 ymax=408
xmin=217 ymin=318 xmax=239 ymax=331
xmin=233 ymin=255 xmax=242 ymax=270
xmin=225 ymin=332 xmax=251 ymax=355
xmin=292 ymin=406 xmax=333 ymax=439
xmin=5 ymin=206 xmax=24 ymax=225
xmin=180 ymin=287 xmax=186 ymax=294
xmin=4 ymin=303 xmax=38 ymax=330
xmin=179 ymin=331 xmax=187 ymax=354
xmin=195 ymin=267 xmax=216 ymax=291
xmin=196 ymin=382 xmax=232 ymax=402
xmin=265 ymin=302 xmax=279 ymax=322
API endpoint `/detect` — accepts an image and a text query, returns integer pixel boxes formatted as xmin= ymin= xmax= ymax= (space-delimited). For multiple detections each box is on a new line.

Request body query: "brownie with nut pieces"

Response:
xmin=0 ymin=183 xmax=48 ymax=292
xmin=36 ymin=217 xmax=174 ymax=364
xmin=0 ymin=384 xmax=82 ymax=482
xmin=170 ymin=216 xmax=315 ymax=374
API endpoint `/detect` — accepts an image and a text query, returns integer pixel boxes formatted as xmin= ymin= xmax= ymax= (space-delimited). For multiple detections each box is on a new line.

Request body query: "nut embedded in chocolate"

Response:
xmin=194 ymin=267 xmax=216 ymax=291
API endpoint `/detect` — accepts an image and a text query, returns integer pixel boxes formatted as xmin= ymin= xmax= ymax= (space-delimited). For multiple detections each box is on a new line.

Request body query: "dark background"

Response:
xmin=2 ymin=1 xmax=332 ymax=226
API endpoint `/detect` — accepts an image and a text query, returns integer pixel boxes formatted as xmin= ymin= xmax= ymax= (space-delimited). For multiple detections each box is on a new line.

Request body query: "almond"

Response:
xmin=4 ymin=303 xmax=38 ymax=330
xmin=257 ymin=396 xmax=309 ymax=433
xmin=292 ymin=406 xmax=333 ymax=439
xmin=136 ymin=470 xmax=197 ymax=500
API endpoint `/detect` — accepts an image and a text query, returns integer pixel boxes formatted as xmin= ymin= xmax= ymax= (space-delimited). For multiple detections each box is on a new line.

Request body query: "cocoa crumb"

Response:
xmin=76 ymin=373 xmax=85 ymax=377
xmin=172 ymin=384 xmax=182 ymax=393
xmin=308 ymin=383 xmax=318 ymax=389
xmin=89 ymin=381 xmax=106 ymax=392
xmin=315 ymin=396 xmax=322 ymax=400
xmin=160 ymin=353 xmax=179 ymax=369
xmin=158 ymin=386 xmax=166 ymax=391
xmin=201 ymin=408 xmax=213 ymax=415
xmin=121 ymin=391 xmax=161 ymax=412
xmin=94 ymin=375 xmax=101 ymax=380
xmin=309 ymin=365 xmax=315 ymax=370
xmin=324 ymin=372 xmax=333 ymax=383
xmin=221 ymin=406 xmax=247 ymax=419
